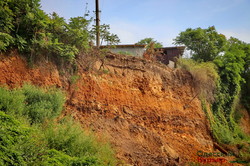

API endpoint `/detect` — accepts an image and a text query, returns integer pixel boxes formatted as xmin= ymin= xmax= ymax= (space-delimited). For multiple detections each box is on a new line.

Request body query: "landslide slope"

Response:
xmin=0 ymin=52 xmax=214 ymax=165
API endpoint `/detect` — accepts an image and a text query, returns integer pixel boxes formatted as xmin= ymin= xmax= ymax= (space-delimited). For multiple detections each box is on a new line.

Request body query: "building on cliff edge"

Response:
xmin=100 ymin=45 xmax=185 ymax=68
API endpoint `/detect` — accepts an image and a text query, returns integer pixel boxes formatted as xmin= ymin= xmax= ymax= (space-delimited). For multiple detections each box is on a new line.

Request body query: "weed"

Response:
xmin=70 ymin=74 xmax=80 ymax=85
xmin=102 ymin=69 xmax=110 ymax=74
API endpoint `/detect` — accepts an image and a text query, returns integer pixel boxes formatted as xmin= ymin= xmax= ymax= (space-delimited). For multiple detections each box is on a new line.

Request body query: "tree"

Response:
xmin=136 ymin=37 xmax=163 ymax=48
xmin=239 ymin=41 xmax=250 ymax=110
xmin=0 ymin=0 xmax=45 ymax=51
xmin=175 ymin=26 xmax=250 ymax=145
xmin=66 ymin=16 xmax=90 ymax=50
xmin=90 ymin=24 xmax=120 ymax=46
xmin=174 ymin=26 xmax=227 ymax=62
xmin=213 ymin=38 xmax=246 ymax=114
xmin=0 ymin=0 xmax=92 ymax=62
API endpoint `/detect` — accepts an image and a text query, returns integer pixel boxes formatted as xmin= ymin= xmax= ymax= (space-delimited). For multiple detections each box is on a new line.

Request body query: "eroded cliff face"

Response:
xmin=0 ymin=52 xmax=215 ymax=165
xmin=0 ymin=51 xmax=61 ymax=88
xmin=67 ymin=54 xmax=215 ymax=165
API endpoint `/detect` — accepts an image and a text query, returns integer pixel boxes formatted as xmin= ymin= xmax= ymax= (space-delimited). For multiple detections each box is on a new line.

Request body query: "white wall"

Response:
xmin=109 ymin=47 xmax=146 ymax=57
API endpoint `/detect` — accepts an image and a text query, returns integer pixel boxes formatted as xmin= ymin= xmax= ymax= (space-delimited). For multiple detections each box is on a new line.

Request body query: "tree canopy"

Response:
xmin=0 ymin=0 xmax=120 ymax=62
xmin=174 ymin=26 xmax=227 ymax=62
xmin=175 ymin=26 xmax=250 ymax=153
xmin=136 ymin=37 xmax=163 ymax=48
xmin=90 ymin=24 xmax=120 ymax=46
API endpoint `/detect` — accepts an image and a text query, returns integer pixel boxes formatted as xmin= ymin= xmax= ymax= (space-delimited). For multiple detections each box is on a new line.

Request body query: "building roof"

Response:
xmin=100 ymin=44 xmax=147 ymax=49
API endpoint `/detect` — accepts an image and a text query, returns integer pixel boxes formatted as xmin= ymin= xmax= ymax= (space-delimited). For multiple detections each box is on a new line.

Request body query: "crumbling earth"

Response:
xmin=0 ymin=51 xmax=245 ymax=165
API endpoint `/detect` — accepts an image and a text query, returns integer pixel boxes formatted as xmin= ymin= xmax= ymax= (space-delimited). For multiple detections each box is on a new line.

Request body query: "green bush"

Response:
xmin=42 ymin=149 xmax=99 ymax=166
xmin=22 ymin=84 xmax=65 ymax=124
xmin=42 ymin=149 xmax=74 ymax=166
xmin=0 ymin=86 xmax=117 ymax=165
xmin=0 ymin=85 xmax=65 ymax=124
xmin=44 ymin=117 xmax=117 ymax=166
xmin=0 ymin=87 xmax=25 ymax=116
xmin=0 ymin=111 xmax=29 ymax=165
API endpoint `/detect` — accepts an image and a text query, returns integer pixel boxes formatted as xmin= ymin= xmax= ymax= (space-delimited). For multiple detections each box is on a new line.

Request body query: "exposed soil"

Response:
xmin=0 ymin=51 xmax=246 ymax=165
xmin=0 ymin=51 xmax=61 ymax=88
xmin=240 ymin=108 xmax=250 ymax=135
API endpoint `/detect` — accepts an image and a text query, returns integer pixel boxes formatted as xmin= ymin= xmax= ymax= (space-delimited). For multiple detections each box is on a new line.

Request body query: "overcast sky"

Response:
xmin=40 ymin=0 xmax=250 ymax=46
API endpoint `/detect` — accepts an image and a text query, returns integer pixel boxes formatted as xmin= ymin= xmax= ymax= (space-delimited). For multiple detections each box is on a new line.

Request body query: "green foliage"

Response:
xmin=136 ymin=37 xmax=163 ymax=48
xmin=67 ymin=16 xmax=90 ymax=51
xmin=0 ymin=0 xmax=45 ymax=50
xmin=0 ymin=84 xmax=65 ymax=124
xmin=22 ymin=84 xmax=65 ymax=124
xmin=213 ymin=38 xmax=246 ymax=115
xmin=0 ymin=32 xmax=14 ymax=51
xmin=90 ymin=24 xmax=120 ymax=46
xmin=0 ymin=0 xmax=14 ymax=33
xmin=0 ymin=87 xmax=25 ymax=115
xmin=210 ymin=39 xmax=249 ymax=147
xmin=0 ymin=0 xmax=92 ymax=63
xmin=174 ymin=26 xmax=227 ymax=62
xmin=0 ymin=111 xmax=29 ymax=165
xmin=176 ymin=27 xmax=250 ymax=161
xmin=0 ymin=86 xmax=117 ymax=165
xmin=42 ymin=149 xmax=99 ymax=166
xmin=44 ymin=117 xmax=117 ymax=166
xmin=42 ymin=149 xmax=75 ymax=166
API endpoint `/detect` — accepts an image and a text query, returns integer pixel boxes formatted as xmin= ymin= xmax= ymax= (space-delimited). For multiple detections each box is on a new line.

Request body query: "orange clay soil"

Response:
xmin=0 ymin=51 xmax=243 ymax=165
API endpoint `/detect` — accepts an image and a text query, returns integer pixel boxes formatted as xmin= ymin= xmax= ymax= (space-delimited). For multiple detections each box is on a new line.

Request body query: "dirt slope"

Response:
xmin=0 ymin=52 xmax=230 ymax=165
xmin=67 ymin=54 xmax=216 ymax=165
xmin=0 ymin=51 xmax=61 ymax=88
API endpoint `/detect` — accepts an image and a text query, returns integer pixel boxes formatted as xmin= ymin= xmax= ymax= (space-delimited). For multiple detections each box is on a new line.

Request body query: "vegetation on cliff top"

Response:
xmin=175 ymin=26 xmax=250 ymax=161
xmin=0 ymin=0 xmax=119 ymax=64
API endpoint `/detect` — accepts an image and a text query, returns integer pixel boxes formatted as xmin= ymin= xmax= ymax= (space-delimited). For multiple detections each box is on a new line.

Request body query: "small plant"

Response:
xmin=70 ymin=74 xmax=80 ymax=84
xmin=102 ymin=69 xmax=110 ymax=74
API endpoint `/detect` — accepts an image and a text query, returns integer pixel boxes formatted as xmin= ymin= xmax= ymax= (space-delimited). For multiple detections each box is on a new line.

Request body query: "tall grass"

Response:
xmin=177 ymin=58 xmax=219 ymax=102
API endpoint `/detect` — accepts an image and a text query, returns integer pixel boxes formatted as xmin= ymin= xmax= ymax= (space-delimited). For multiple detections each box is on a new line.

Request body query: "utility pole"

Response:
xmin=95 ymin=0 xmax=100 ymax=48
